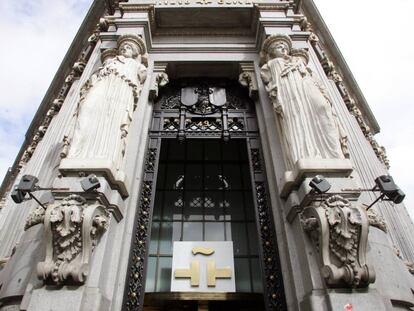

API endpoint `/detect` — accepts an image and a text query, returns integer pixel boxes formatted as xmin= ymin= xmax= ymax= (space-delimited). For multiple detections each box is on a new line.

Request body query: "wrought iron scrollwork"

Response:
xmin=153 ymin=79 xmax=255 ymax=139
xmin=251 ymin=148 xmax=262 ymax=172
xmin=252 ymin=147 xmax=286 ymax=310
xmin=124 ymin=145 xmax=158 ymax=311
xmin=255 ymin=182 xmax=286 ymax=311
xmin=163 ymin=118 xmax=179 ymax=131
xmin=189 ymin=86 xmax=219 ymax=115
xmin=125 ymin=180 xmax=152 ymax=310
xmin=145 ymin=149 xmax=157 ymax=173
xmin=228 ymin=117 xmax=244 ymax=132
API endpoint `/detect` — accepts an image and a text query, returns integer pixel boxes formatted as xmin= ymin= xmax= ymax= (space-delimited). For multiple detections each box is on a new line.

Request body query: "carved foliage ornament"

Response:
xmin=301 ymin=195 xmax=375 ymax=288
xmin=37 ymin=194 xmax=109 ymax=285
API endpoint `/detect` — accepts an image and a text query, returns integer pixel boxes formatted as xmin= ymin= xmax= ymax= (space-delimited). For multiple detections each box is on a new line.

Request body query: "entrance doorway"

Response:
xmin=123 ymin=78 xmax=286 ymax=311
xmin=144 ymin=139 xmax=264 ymax=309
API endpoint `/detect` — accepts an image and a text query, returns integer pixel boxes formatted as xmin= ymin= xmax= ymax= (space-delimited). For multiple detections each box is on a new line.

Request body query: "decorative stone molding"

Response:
xmin=301 ymin=195 xmax=375 ymax=288
xmin=149 ymin=62 xmax=169 ymax=100
xmin=366 ymin=208 xmax=387 ymax=233
xmin=299 ymin=18 xmax=390 ymax=168
xmin=37 ymin=194 xmax=109 ymax=285
xmin=238 ymin=62 xmax=258 ymax=100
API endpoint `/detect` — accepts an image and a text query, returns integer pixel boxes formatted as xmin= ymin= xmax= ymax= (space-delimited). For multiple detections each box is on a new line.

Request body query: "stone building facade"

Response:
xmin=0 ymin=0 xmax=413 ymax=310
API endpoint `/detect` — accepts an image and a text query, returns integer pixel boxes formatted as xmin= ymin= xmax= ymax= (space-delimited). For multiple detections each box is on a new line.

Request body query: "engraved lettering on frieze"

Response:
xmin=37 ymin=194 xmax=109 ymax=285
xmin=301 ymin=195 xmax=375 ymax=288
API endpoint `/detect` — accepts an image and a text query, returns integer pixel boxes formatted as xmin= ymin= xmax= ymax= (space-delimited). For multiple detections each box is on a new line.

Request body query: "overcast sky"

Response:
xmin=0 ymin=0 xmax=412 ymax=218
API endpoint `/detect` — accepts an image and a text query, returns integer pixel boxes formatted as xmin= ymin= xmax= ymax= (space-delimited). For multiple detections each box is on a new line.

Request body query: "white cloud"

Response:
xmin=0 ymin=0 xmax=93 ymax=180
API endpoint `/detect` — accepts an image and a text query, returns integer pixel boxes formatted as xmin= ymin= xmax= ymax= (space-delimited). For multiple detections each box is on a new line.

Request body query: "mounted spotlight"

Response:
xmin=11 ymin=175 xmax=40 ymax=204
xmin=342 ymin=174 xmax=406 ymax=210
xmin=80 ymin=174 xmax=101 ymax=192
xmin=309 ymin=175 xmax=331 ymax=194
xmin=11 ymin=174 xmax=68 ymax=207
xmin=374 ymin=175 xmax=405 ymax=204
xmin=11 ymin=186 xmax=25 ymax=204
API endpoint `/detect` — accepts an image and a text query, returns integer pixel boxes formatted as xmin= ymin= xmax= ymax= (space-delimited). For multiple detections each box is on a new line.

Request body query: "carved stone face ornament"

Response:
xmin=269 ymin=42 xmax=290 ymax=59
xmin=119 ymin=43 xmax=137 ymax=59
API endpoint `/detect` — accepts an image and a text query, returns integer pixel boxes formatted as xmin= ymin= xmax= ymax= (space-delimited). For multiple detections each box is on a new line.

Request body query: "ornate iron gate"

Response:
xmin=123 ymin=79 xmax=286 ymax=310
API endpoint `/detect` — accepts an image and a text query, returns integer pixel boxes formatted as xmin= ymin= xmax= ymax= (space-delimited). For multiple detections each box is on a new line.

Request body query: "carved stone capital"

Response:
xmin=238 ymin=62 xmax=258 ymax=100
xmin=37 ymin=194 xmax=110 ymax=285
xmin=301 ymin=195 xmax=375 ymax=288
xmin=149 ymin=62 xmax=169 ymax=100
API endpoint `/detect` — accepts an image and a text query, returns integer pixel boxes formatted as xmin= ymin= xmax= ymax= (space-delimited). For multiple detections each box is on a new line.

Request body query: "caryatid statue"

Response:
xmin=260 ymin=34 xmax=348 ymax=170
xmin=61 ymin=34 xmax=147 ymax=187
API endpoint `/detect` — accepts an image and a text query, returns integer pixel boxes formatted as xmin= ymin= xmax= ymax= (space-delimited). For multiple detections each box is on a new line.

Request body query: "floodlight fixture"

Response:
xmin=309 ymin=175 xmax=331 ymax=194
xmin=80 ymin=174 xmax=101 ymax=192
xmin=363 ymin=175 xmax=406 ymax=210
xmin=374 ymin=175 xmax=405 ymax=204
xmin=11 ymin=174 xmax=68 ymax=208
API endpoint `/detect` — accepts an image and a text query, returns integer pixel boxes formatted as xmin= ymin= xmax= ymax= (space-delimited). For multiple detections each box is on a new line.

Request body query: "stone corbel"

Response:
xmin=149 ymin=62 xmax=169 ymax=100
xmin=238 ymin=62 xmax=258 ymax=100
xmin=37 ymin=193 xmax=110 ymax=285
xmin=301 ymin=195 xmax=375 ymax=288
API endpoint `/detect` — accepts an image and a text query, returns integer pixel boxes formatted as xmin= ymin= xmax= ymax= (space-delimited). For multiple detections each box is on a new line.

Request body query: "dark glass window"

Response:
xmin=146 ymin=139 xmax=263 ymax=293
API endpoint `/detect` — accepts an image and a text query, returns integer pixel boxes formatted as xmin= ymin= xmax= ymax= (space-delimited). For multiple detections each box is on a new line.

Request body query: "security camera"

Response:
xmin=80 ymin=174 xmax=101 ymax=192
xmin=375 ymin=175 xmax=405 ymax=204
xmin=11 ymin=186 xmax=26 ymax=204
xmin=309 ymin=175 xmax=331 ymax=194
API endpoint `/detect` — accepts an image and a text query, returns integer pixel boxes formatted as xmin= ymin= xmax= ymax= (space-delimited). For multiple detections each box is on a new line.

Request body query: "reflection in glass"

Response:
xmin=235 ymin=258 xmax=251 ymax=292
xmin=146 ymin=139 xmax=262 ymax=294
xmin=157 ymin=257 xmax=172 ymax=292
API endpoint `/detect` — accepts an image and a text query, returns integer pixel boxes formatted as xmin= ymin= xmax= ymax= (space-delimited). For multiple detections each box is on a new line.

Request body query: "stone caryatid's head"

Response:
xmin=117 ymin=34 xmax=146 ymax=59
xmin=262 ymin=34 xmax=292 ymax=59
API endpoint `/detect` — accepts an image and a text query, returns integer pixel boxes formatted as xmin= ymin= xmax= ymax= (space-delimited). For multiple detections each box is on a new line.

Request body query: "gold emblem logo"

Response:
xmin=174 ymin=247 xmax=232 ymax=287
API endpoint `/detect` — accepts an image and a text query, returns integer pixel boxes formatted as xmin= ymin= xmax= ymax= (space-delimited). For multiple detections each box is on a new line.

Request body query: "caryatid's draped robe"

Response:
xmin=65 ymin=42 xmax=147 ymax=179
xmin=261 ymin=50 xmax=347 ymax=169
